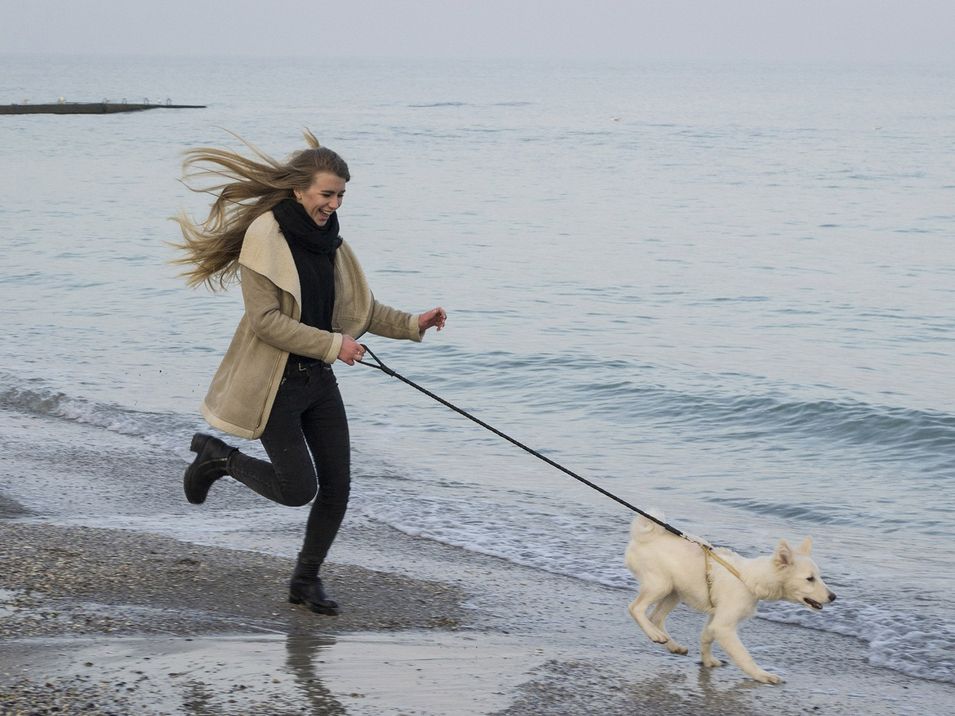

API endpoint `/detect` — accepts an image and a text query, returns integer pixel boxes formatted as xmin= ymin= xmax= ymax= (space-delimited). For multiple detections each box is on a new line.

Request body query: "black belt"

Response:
xmin=286 ymin=358 xmax=331 ymax=373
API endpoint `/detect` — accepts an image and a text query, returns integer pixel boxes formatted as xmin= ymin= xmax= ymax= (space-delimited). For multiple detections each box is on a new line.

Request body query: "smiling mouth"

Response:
xmin=804 ymin=598 xmax=824 ymax=610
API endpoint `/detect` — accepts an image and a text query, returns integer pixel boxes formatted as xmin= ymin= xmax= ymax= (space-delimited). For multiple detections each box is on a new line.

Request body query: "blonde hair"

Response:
xmin=171 ymin=129 xmax=350 ymax=289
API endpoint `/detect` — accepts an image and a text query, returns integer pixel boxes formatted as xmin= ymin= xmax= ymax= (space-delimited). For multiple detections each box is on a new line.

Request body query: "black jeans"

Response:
xmin=229 ymin=360 xmax=350 ymax=566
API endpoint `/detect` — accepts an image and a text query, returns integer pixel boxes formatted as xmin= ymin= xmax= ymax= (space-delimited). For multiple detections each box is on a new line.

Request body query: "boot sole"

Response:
xmin=183 ymin=459 xmax=207 ymax=505
xmin=184 ymin=433 xmax=216 ymax=505
xmin=289 ymin=595 xmax=341 ymax=616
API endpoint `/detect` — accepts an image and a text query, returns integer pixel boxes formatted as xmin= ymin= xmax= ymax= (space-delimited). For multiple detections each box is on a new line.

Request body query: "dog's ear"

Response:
xmin=797 ymin=536 xmax=813 ymax=555
xmin=773 ymin=539 xmax=794 ymax=569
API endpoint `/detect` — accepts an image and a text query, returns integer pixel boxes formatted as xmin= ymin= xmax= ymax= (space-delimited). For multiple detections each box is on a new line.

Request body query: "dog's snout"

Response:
xmin=828 ymin=591 xmax=837 ymax=602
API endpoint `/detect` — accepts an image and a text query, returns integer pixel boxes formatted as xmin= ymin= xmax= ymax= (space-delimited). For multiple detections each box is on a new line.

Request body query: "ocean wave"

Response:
xmin=697 ymin=496 xmax=950 ymax=536
xmin=408 ymin=101 xmax=469 ymax=108
xmin=362 ymin=346 xmax=955 ymax=471
xmin=701 ymin=497 xmax=861 ymax=526
xmin=759 ymin=600 xmax=955 ymax=684
xmin=0 ymin=380 xmax=196 ymax=454
xmin=565 ymin=378 xmax=955 ymax=467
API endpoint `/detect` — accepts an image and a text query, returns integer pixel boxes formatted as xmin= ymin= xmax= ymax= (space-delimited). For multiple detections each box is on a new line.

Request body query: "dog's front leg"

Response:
xmin=700 ymin=615 xmax=723 ymax=668
xmin=707 ymin=620 xmax=781 ymax=684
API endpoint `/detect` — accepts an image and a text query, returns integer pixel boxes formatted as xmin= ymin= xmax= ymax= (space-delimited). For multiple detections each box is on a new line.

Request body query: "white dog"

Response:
xmin=624 ymin=513 xmax=836 ymax=684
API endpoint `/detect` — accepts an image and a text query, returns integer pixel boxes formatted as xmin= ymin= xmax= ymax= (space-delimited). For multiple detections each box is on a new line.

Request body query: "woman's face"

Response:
xmin=296 ymin=172 xmax=347 ymax=226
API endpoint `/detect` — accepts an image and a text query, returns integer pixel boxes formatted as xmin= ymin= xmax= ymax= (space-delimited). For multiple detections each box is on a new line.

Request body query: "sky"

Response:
xmin=1 ymin=0 xmax=954 ymax=63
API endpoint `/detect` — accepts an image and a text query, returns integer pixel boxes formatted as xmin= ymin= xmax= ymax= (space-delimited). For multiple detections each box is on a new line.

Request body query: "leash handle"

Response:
xmin=357 ymin=345 xmax=395 ymax=376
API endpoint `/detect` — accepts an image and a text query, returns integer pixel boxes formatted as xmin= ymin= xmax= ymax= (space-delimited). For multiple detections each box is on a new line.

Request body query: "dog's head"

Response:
xmin=772 ymin=537 xmax=837 ymax=611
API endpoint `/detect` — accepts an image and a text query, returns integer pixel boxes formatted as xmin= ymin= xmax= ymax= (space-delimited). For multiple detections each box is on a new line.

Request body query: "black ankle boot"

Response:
xmin=289 ymin=557 xmax=340 ymax=615
xmin=183 ymin=433 xmax=235 ymax=505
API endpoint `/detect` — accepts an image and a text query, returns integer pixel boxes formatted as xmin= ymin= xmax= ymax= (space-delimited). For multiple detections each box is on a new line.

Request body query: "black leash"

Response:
xmin=357 ymin=345 xmax=689 ymax=540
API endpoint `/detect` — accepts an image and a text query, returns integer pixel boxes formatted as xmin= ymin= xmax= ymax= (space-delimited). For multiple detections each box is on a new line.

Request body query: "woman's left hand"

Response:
xmin=418 ymin=307 xmax=447 ymax=334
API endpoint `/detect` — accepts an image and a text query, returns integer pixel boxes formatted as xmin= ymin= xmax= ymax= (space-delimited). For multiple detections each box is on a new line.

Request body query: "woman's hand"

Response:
xmin=418 ymin=307 xmax=447 ymax=334
xmin=338 ymin=335 xmax=365 ymax=365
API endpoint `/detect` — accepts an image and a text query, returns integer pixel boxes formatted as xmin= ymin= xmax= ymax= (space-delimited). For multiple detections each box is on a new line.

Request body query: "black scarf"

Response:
xmin=272 ymin=198 xmax=342 ymax=346
xmin=272 ymin=197 xmax=343 ymax=255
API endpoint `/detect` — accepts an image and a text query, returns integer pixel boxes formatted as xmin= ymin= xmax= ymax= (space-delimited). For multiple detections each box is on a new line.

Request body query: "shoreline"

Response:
xmin=3 ymin=520 xmax=953 ymax=715
xmin=1 ymin=407 xmax=953 ymax=714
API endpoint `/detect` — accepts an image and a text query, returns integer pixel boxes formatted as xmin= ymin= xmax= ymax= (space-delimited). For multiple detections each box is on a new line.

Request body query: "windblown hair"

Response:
xmin=171 ymin=129 xmax=350 ymax=289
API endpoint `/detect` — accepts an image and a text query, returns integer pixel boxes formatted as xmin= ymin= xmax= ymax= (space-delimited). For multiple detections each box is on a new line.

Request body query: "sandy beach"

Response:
xmin=0 ymin=407 xmax=952 ymax=715
xmin=1 ymin=405 xmax=954 ymax=714
xmin=3 ymin=516 xmax=952 ymax=716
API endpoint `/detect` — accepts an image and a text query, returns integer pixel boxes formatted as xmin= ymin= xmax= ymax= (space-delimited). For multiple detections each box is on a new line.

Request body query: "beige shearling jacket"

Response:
xmin=201 ymin=211 xmax=421 ymax=439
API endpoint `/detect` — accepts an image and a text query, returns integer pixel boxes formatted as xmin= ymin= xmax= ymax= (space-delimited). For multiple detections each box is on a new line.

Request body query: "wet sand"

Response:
xmin=2 ymin=408 xmax=954 ymax=714
xmin=2 ymin=520 xmax=952 ymax=716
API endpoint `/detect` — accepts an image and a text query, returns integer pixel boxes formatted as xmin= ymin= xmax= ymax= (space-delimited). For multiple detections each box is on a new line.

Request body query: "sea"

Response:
xmin=1 ymin=54 xmax=953 ymax=685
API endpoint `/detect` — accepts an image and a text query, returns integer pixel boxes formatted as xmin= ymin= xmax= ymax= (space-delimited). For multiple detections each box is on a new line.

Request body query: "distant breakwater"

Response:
xmin=1 ymin=102 xmax=205 ymax=115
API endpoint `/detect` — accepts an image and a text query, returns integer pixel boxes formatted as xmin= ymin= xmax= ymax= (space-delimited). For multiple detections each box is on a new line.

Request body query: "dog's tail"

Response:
xmin=630 ymin=509 xmax=666 ymax=541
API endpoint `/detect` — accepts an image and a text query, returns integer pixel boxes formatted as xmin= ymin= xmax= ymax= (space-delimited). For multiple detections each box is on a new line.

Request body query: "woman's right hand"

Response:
xmin=338 ymin=335 xmax=366 ymax=365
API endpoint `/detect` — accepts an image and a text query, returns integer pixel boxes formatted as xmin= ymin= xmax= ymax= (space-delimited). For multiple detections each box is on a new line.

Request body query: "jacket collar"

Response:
xmin=238 ymin=211 xmax=301 ymax=308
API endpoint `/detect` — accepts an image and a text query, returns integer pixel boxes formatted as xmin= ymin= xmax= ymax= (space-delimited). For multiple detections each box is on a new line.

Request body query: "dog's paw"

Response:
xmin=643 ymin=625 xmax=669 ymax=644
xmin=665 ymin=641 xmax=688 ymax=655
xmin=753 ymin=670 xmax=782 ymax=684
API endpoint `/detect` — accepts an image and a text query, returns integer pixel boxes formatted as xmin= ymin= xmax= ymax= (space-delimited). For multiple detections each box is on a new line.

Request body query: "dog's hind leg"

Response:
xmin=649 ymin=593 xmax=687 ymax=654
xmin=628 ymin=585 xmax=672 ymax=645
xmin=704 ymin=618 xmax=781 ymax=684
